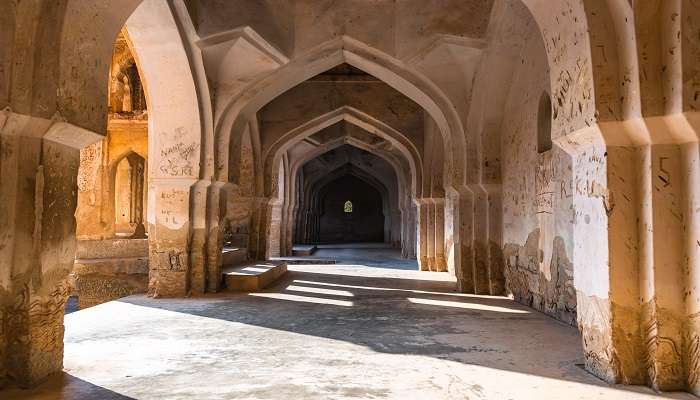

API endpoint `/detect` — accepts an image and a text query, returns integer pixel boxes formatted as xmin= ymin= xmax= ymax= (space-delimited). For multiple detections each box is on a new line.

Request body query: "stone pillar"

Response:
xmin=246 ymin=197 xmax=282 ymax=260
xmin=266 ymin=201 xmax=282 ymax=258
xmin=300 ymin=209 xmax=309 ymax=243
xmin=283 ymin=201 xmax=297 ymax=255
xmin=401 ymin=199 xmax=415 ymax=259
xmin=416 ymin=199 xmax=429 ymax=270
xmin=559 ymin=128 xmax=618 ymax=383
xmin=433 ymin=199 xmax=447 ymax=272
xmin=1 ymin=111 xmax=101 ymax=387
xmin=683 ymin=140 xmax=700 ymax=395
xmin=572 ymin=118 xmax=700 ymax=387
xmin=248 ymin=198 xmax=265 ymax=260
xmin=455 ymin=187 xmax=476 ymax=293
xmin=147 ymin=178 xmax=195 ymax=297
xmin=391 ymin=210 xmax=402 ymax=248
xmin=471 ymin=185 xmax=490 ymax=294
xmin=604 ymin=140 xmax=645 ymax=384
xmin=189 ymin=179 xmax=210 ymax=294
xmin=484 ymin=184 xmax=505 ymax=295
xmin=426 ymin=200 xmax=436 ymax=271
xmin=306 ymin=210 xmax=315 ymax=243
xmin=204 ymin=181 xmax=226 ymax=293
xmin=643 ymin=142 xmax=685 ymax=391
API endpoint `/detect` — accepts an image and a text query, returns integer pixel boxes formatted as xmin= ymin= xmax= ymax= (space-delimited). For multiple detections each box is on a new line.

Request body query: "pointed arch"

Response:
xmin=263 ymin=106 xmax=421 ymax=198
xmin=214 ymin=36 xmax=466 ymax=190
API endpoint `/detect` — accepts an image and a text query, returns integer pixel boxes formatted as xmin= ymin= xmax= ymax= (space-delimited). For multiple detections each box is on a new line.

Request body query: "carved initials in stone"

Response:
xmin=157 ymin=250 xmax=186 ymax=271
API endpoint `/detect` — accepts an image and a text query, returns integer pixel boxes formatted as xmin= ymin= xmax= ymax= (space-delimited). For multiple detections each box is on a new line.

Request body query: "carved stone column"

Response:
xmin=433 ymin=198 xmax=447 ymax=272
xmin=415 ymin=199 xmax=430 ymax=271
xmin=1 ymin=111 xmax=101 ymax=387
xmin=147 ymin=178 xmax=195 ymax=297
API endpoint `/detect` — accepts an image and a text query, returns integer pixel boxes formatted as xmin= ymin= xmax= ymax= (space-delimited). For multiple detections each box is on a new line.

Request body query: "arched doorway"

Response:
xmin=318 ymin=174 xmax=385 ymax=244
xmin=113 ymin=152 xmax=146 ymax=238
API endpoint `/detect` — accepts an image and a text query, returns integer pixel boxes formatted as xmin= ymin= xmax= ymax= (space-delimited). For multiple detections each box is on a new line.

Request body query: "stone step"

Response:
xmin=292 ymin=244 xmax=317 ymax=256
xmin=222 ymin=246 xmax=248 ymax=267
xmin=222 ymin=261 xmax=287 ymax=292
xmin=269 ymin=256 xmax=336 ymax=265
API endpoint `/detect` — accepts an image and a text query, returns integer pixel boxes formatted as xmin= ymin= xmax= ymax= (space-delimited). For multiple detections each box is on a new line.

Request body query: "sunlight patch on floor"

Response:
xmin=284 ymin=284 xmax=355 ymax=297
xmin=289 ymin=264 xmax=457 ymax=282
xmin=248 ymin=292 xmax=355 ymax=307
xmin=407 ymin=297 xmax=530 ymax=314
xmin=291 ymin=279 xmax=511 ymax=300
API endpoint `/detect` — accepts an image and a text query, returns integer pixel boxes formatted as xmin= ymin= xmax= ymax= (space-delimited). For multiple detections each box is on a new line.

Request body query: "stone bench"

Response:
xmin=223 ymin=261 xmax=287 ymax=292
xmin=269 ymin=256 xmax=336 ymax=265
xmin=222 ymin=246 xmax=248 ymax=267
xmin=71 ymin=256 xmax=149 ymax=309
xmin=75 ymin=238 xmax=148 ymax=259
xmin=292 ymin=245 xmax=317 ymax=256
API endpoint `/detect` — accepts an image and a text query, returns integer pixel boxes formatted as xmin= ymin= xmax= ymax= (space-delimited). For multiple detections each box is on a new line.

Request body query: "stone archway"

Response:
xmin=316 ymin=174 xmax=386 ymax=244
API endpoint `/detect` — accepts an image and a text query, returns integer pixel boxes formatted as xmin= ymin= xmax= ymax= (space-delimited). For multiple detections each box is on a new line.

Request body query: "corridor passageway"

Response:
xmin=3 ymin=0 xmax=700 ymax=398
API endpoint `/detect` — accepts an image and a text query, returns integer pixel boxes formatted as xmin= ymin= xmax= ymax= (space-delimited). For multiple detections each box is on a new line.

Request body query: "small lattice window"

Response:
xmin=344 ymin=200 xmax=353 ymax=213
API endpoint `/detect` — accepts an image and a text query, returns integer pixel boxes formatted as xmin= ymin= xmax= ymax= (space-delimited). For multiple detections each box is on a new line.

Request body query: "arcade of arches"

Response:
xmin=1 ymin=0 xmax=700 ymax=398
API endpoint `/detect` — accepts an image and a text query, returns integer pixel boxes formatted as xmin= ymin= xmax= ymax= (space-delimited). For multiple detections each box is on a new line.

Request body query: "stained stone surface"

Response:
xmin=2 ymin=253 xmax=694 ymax=400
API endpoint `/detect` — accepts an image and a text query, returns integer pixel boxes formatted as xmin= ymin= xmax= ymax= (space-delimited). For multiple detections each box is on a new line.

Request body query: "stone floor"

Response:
xmin=3 ymin=245 xmax=696 ymax=399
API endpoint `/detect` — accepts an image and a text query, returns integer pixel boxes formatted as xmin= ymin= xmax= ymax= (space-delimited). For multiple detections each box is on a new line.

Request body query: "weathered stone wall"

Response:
xmin=493 ymin=4 xmax=576 ymax=325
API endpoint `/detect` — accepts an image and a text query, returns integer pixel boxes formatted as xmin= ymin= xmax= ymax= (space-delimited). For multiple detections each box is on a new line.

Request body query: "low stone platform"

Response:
xmin=222 ymin=261 xmax=287 ymax=292
xmin=71 ymin=239 xmax=150 ymax=309
xmin=292 ymin=244 xmax=317 ymax=256
xmin=269 ymin=256 xmax=337 ymax=265
xmin=76 ymin=238 xmax=148 ymax=259
xmin=222 ymin=246 xmax=248 ymax=267
xmin=72 ymin=256 xmax=149 ymax=309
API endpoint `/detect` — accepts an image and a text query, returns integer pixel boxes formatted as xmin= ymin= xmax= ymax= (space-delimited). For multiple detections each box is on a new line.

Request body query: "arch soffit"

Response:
xmin=125 ymin=0 xmax=203 ymax=181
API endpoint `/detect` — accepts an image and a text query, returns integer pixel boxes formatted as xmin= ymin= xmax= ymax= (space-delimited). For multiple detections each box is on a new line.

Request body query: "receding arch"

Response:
xmin=263 ymin=106 xmax=423 ymax=198
xmin=113 ymin=152 xmax=146 ymax=237
xmin=214 ymin=36 xmax=466 ymax=190
xmin=304 ymin=164 xmax=393 ymax=245
xmin=282 ymin=137 xmax=412 ymax=254
xmin=289 ymin=136 xmax=410 ymax=201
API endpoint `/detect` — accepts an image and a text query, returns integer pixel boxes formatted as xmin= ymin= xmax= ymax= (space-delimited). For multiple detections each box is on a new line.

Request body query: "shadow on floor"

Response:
xmin=118 ymin=268 xmax=583 ymax=382
xmin=1 ymin=372 xmax=136 ymax=400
